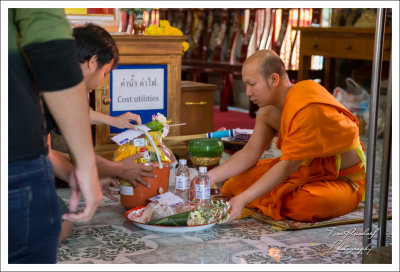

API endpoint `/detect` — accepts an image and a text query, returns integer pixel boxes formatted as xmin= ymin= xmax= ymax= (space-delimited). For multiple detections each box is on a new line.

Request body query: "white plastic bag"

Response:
xmin=333 ymin=78 xmax=369 ymax=113
xmin=333 ymin=78 xmax=385 ymax=135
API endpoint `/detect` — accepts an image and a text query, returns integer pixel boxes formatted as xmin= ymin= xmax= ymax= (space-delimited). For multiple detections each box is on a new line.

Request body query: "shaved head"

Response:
xmin=242 ymin=50 xmax=292 ymax=109
xmin=244 ymin=50 xmax=287 ymax=80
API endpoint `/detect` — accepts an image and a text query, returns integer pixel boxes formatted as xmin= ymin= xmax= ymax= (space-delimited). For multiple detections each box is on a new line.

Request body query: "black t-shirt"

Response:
xmin=9 ymin=8 xmax=84 ymax=163
xmin=9 ymin=38 xmax=83 ymax=162
xmin=8 ymin=57 xmax=49 ymax=162
xmin=43 ymin=103 xmax=58 ymax=135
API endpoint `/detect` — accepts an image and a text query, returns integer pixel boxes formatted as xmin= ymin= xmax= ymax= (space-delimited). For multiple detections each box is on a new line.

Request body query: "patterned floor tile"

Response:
xmin=58 ymin=224 xmax=157 ymax=263
xmin=235 ymin=242 xmax=363 ymax=264
xmin=55 ymin=135 xmax=391 ymax=264
xmin=125 ymin=239 xmax=261 ymax=264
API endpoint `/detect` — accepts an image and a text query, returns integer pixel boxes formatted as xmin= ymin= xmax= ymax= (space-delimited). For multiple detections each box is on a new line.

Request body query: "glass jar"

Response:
xmin=133 ymin=13 xmax=146 ymax=35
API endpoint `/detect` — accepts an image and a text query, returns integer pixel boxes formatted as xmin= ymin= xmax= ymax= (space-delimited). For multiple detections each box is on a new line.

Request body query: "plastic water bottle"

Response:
xmin=194 ymin=166 xmax=210 ymax=208
xmin=174 ymin=159 xmax=190 ymax=202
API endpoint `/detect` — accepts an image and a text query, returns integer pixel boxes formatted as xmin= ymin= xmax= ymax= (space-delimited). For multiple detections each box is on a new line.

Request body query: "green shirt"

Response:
xmin=9 ymin=8 xmax=83 ymax=162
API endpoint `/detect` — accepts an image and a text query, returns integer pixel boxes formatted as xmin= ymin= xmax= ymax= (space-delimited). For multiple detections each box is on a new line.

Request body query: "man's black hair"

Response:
xmin=73 ymin=23 xmax=119 ymax=69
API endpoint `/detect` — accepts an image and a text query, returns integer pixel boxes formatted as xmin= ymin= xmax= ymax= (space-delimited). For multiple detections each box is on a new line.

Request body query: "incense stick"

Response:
xmin=167 ymin=123 xmax=187 ymax=127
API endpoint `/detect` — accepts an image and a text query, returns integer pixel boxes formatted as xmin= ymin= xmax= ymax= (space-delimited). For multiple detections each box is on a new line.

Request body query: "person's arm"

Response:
xmin=48 ymin=136 xmax=154 ymax=190
xmin=95 ymin=153 xmax=155 ymax=188
xmin=47 ymin=135 xmax=73 ymax=181
xmin=48 ymin=135 xmax=120 ymax=202
xmin=227 ymin=159 xmax=301 ymax=222
xmin=207 ymin=106 xmax=277 ymax=186
xmin=43 ymin=82 xmax=102 ymax=222
xmin=16 ymin=8 xmax=102 ymax=222
xmin=89 ymin=110 xmax=142 ymax=129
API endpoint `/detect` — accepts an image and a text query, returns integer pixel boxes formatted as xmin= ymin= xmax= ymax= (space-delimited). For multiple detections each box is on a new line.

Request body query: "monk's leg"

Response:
xmin=281 ymin=178 xmax=365 ymax=222
xmin=221 ymin=157 xmax=280 ymax=198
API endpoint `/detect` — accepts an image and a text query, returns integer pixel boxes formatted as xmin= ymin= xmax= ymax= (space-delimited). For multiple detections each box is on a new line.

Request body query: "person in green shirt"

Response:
xmin=9 ymin=8 xmax=102 ymax=263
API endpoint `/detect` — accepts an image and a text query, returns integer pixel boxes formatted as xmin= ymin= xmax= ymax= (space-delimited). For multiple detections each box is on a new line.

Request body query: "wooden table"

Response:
xmin=294 ymin=27 xmax=392 ymax=91
xmin=180 ymin=81 xmax=219 ymax=135
xmin=182 ymin=59 xmax=243 ymax=112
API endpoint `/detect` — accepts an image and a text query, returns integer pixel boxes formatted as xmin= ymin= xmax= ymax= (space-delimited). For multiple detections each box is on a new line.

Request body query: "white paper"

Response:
xmin=120 ymin=185 xmax=134 ymax=196
xmin=148 ymin=192 xmax=184 ymax=207
xmin=112 ymin=68 xmax=164 ymax=111
xmin=110 ymin=125 xmax=150 ymax=145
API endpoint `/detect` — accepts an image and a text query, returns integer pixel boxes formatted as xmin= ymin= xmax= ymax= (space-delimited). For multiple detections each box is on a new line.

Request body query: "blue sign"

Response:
xmin=109 ymin=64 xmax=167 ymax=134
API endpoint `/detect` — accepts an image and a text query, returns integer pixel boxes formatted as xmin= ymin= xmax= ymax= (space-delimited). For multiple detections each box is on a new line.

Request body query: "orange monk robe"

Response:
xmin=221 ymin=80 xmax=365 ymax=222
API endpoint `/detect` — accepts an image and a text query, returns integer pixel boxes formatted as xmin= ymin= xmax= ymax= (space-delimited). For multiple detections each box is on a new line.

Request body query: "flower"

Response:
xmin=159 ymin=20 xmax=170 ymax=28
xmin=186 ymin=200 xmax=231 ymax=226
xmin=152 ymin=113 xmax=169 ymax=138
xmin=187 ymin=219 xmax=195 ymax=226
xmin=182 ymin=41 xmax=189 ymax=52
xmin=189 ymin=210 xmax=206 ymax=225
xmin=145 ymin=24 xmax=163 ymax=35
xmin=191 ymin=210 xmax=202 ymax=220
xmin=145 ymin=20 xmax=189 ymax=53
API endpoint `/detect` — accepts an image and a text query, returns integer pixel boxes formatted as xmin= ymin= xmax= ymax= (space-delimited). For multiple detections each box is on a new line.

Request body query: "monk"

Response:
xmin=208 ymin=50 xmax=366 ymax=222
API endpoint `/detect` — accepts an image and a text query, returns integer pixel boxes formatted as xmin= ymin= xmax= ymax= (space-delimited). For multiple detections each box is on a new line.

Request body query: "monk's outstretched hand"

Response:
xmin=227 ymin=195 xmax=247 ymax=222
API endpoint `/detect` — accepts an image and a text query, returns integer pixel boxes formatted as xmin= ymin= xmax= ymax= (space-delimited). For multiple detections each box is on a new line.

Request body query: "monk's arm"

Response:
xmin=208 ymin=143 xmax=263 ymax=186
xmin=208 ymin=106 xmax=279 ymax=186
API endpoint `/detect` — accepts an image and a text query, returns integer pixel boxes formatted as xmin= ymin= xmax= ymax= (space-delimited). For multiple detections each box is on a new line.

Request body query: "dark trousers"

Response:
xmin=8 ymin=155 xmax=61 ymax=264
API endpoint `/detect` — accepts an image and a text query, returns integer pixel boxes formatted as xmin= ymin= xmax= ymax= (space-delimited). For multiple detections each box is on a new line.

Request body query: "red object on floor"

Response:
xmin=213 ymin=106 xmax=256 ymax=131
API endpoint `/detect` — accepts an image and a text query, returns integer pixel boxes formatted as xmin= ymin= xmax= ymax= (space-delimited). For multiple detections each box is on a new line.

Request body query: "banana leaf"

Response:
xmin=145 ymin=120 xmax=164 ymax=131
xmin=147 ymin=211 xmax=190 ymax=226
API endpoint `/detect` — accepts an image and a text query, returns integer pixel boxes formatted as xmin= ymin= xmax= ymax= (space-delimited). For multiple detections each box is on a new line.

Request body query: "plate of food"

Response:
xmin=125 ymin=199 xmax=230 ymax=233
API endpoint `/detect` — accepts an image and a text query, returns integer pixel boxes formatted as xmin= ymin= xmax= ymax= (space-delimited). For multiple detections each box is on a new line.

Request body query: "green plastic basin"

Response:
xmin=188 ymin=138 xmax=224 ymax=158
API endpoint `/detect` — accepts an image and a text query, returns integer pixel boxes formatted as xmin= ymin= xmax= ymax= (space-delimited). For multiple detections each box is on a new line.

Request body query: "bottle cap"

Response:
xmin=179 ymin=159 xmax=187 ymax=166
xmin=199 ymin=166 xmax=207 ymax=174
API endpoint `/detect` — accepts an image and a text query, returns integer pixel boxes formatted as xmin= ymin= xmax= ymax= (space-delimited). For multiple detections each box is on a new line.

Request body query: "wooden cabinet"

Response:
xmin=93 ymin=34 xmax=187 ymax=158
xmin=294 ymin=27 xmax=392 ymax=91
xmin=180 ymin=81 xmax=218 ymax=135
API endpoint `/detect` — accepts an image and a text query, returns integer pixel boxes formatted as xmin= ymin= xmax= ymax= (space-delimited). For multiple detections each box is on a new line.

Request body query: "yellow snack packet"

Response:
xmin=147 ymin=131 xmax=162 ymax=146
xmin=114 ymin=143 xmax=139 ymax=162
xmin=114 ymin=140 xmax=173 ymax=164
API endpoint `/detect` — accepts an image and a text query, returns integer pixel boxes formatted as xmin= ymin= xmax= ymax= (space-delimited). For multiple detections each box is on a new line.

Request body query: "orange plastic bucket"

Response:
xmin=120 ymin=162 xmax=170 ymax=209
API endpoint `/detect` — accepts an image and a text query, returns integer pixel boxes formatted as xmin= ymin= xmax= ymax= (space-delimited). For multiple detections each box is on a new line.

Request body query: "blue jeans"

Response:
xmin=8 ymin=155 xmax=61 ymax=264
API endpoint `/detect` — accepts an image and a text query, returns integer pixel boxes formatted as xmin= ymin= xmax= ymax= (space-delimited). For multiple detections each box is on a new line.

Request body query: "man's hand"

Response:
xmin=99 ymin=176 xmax=120 ymax=202
xmin=62 ymin=168 xmax=103 ymax=222
xmin=226 ymin=195 xmax=247 ymax=223
xmin=112 ymin=112 xmax=142 ymax=129
xmin=118 ymin=154 xmax=155 ymax=188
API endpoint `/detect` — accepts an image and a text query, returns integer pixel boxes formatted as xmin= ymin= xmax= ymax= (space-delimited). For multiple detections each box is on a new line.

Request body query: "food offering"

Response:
xmin=126 ymin=192 xmax=231 ymax=233
xmin=147 ymin=200 xmax=230 ymax=226
xmin=114 ymin=113 xmax=176 ymax=209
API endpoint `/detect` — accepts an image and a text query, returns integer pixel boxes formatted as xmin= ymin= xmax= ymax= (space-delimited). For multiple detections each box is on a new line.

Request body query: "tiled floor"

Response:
xmin=56 ymin=135 xmax=392 ymax=264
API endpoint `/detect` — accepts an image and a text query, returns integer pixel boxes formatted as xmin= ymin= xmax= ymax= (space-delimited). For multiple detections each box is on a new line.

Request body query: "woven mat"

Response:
xmin=242 ymin=202 xmax=392 ymax=230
